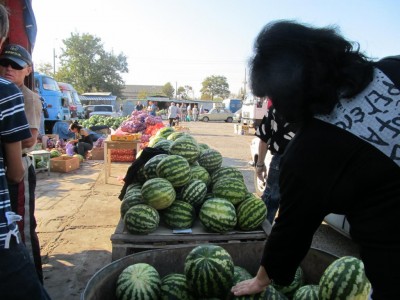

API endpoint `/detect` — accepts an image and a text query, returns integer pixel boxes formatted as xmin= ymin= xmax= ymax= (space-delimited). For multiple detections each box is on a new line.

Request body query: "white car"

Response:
xmin=88 ymin=105 xmax=118 ymax=118
xmin=198 ymin=108 xmax=234 ymax=122
xmin=249 ymin=137 xmax=350 ymax=238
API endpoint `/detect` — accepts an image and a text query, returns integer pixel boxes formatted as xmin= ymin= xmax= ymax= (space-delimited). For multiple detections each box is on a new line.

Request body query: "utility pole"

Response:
xmin=175 ymin=81 xmax=178 ymax=100
xmin=243 ymin=68 xmax=247 ymax=99
xmin=53 ymin=48 xmax=56 ymax=75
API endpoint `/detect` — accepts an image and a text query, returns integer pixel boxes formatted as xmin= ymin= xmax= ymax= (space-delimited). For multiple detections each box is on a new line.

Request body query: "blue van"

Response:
xmin=222 ymin=98 xmax=242 ymax=113
xmin=34 ymin=72 xmax=71 ymax=121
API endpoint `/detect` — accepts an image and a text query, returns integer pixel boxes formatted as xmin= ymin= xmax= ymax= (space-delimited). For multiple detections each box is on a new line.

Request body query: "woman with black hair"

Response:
xmin=232 ymin=20 xmax=400 ymax=299
xmin=68 ymin=121 xmax=93 ymax=158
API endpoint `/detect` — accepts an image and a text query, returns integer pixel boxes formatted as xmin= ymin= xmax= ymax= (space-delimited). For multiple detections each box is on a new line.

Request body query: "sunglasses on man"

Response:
xmin=0 ymin=59 xmax=25 ymax=70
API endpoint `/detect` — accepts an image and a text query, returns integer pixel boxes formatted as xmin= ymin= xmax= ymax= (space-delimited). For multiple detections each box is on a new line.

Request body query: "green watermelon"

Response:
xmin=211 ymin=166 xmax=244 ymax=185
xmin=125 ymin=182 xmax=142 ymax=194
xmin=156 ymin=155 xmax=191 ymax=187
xmin=293 ymin=285 xmax=319 ymax=300
xmin=155 ymin=126 xmax=175 ymax=139
xmin=160 ymin=273 xmax=194 ymax=300
xmin=120 ymin=196 xmax=144 ymax=218
xmin=198 ymin=143 xmax=210 ymax=150
xmin=122 ymin=187 xmax=142 ymax=202
xmin=319 ymin=256 xmax=371 ymax=300
xmin=236 ymin=196 xmax=267 ymax=230
xmin=148 ymin=136 xmax=166 ymax=147
xmin=141 ymin=178 xmax=176 ymax=210
xmin=143 ymin=154 xmax=169 ymax=180
xmin=199 ymin=198 xmax=237 ymax=233
xmin=153 ymin=139 xmax=173 ymax=152
xmin=50 ymin=149 xmax=61 ymax=158
xmin=181 ymin=179 xmax=207 ymax=207
xmin=190 ymin=165 xmax=211 ymax=186
xmin=136 ymin=165 xmax=147 ymax=184
xmin=197 ymin=148 xmax=223 ymax=173
xmin=233 ymin=266 xmax=253 ymax=285
xmin=123 ymin=204 xmax=160 ymax=234
xmin=169 ymin=136 xmax=200 ymax=164
xmin=212 ymin=177 xmax=247 ymax=206
xmin=162 ymin=200 xmax=195 ymax=229
xmin=273 ymin=266 xmax=304 ymax=299
xmin=184 ymin=244 xmax=234 ymax=298
xmin=116 ymin=263 xmax=161 ymax=300
xmin=166 ymin=131 xmax=189 ymax=141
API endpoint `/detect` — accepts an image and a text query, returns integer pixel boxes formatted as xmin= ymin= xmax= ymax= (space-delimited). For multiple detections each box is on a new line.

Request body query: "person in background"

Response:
xmin=135 ymin=101 xmax=143 ymax=111
xmin=175 ymin=103 xmax=181 ymax=126
xmin=187 ymin=104 xmax=192 ymax=121
xmin=150 ymin=101 xmax=158 ymax=116
xmin=68 ymin=121 xmax=93 ymax=159
xmin=192 ymin=104 xmax=199 ymax=121
xmin=0 ymin=4 xmax=51 ymax=299
xmin=0 ymin=43 xmax=44 ymax=282
xmin=181 ymin=103 xmax=187 ymax=121
xmin=255 ymin=99 xmax=297 ymax=223
xmin=232 ymin=20 xmax=400 ymax=299
xmin=167 ymin=101 xmax=179 ymax=127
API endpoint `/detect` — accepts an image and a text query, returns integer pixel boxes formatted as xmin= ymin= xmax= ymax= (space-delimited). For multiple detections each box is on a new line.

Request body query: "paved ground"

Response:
xmin=34 ymin=121 xmax=358 ymax=300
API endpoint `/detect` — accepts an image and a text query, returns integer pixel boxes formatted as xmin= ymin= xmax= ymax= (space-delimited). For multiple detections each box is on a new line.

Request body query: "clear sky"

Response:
xmin=32 ymin=0 xmax=399 ymax=98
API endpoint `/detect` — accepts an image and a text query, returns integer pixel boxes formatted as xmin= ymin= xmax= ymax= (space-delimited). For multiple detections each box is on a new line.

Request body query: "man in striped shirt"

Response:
xmin=0 ymin=4 xmax=50 ymax=299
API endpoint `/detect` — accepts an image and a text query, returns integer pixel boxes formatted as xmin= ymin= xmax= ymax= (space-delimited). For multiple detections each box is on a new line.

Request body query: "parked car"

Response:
xmin=249 ymin=136 xmax=350 ymax=237
xmin=233 ymin=108 xmax=242 ymax=123
xmin=198 ymin=108 xmax=234 ymax=122
xmin=87 ymin=105 xmax=118 ymax=118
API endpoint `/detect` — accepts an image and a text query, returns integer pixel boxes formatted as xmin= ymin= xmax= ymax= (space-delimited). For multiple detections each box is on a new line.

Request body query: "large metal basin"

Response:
xmin=81 ymin=241 xmax=337 ymax=300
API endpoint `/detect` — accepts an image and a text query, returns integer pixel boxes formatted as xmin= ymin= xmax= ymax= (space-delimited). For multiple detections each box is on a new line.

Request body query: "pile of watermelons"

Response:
xmin=115 ymin=244 xmax=371 ymax=300
xmin=120 ymin=126 xmax=267 ymax=235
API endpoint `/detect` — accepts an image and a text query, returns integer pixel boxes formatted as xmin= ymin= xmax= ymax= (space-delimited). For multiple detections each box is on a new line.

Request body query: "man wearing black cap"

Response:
xmin=0 ymin=44 xmax=44 ymax=283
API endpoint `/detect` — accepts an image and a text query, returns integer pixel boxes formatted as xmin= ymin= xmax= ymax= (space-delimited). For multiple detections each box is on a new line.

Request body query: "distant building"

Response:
xmin=80 ymin=92 xmax=117 ymax=106
xmin=121 ymin=85 xmax=164 ymax=100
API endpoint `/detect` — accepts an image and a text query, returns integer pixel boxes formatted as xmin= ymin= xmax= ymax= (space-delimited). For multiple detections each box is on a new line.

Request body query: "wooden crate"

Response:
xmin=110 ymin=134 xmax=141 ymax=141
xmin=90 ymin=147 xmax=104 ymax=160
xmin=110 ymin=218 xmax=271 ymax=261
xmin=50 ymin=156 xmax=80 ymax=173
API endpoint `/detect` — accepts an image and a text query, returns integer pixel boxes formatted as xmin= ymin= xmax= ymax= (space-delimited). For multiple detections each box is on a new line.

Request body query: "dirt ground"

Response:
xmin=34 ymin=121 xmax=358 ymax=300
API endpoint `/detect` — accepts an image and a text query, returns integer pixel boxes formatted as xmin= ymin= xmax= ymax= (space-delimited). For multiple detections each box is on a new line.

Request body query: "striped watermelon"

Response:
xmin=212 ymin=177 xmax=247 ymax=206
xmin=122 ymin=187 xmax=142 ymax=202
xmin=211 ymin=166 xmax=244 ymax=185
xmin=199 ymin=198 xmax=237 ymax=233
xmin=153 ymin=139 xmax=173 ymax=152
xmin=166 ymin=131 xmax=189 ymax=141
xmin=169 ymin=136 xmax=200 ymax=164
xmin=198 ymin=143 xmax=210 ymax=150
xmin=155 ymin=126 xmax=175 ymax=139
xmin=125 ymin=182 xmax=142 ymax=195
xmin=141 ymin=178 xmax=176 ymax=210
xmin=116 ymin=263 xmax=161 ymax=300
xmin=120 ymin=196 xmax=144 ymax=218
xmin=184 ymin=244 xmax=234 ymax=298
xmin=143 ymin=154 xmax=169 ymax=180
xmin=156 ymin=155 xmax=191 ymax=187
xmin=273 ymin=266 xmax=304 ymax=299
xmin=233 ymin=266 xmax=253 ymax=285
xmin=236 ymin=196 xmax=267 ymax=230
xmin=190 ymin=165 xmax=211 ymax=186
xmin=160 ymin=273 xmax=194 ymax=300
xmin=293 ymin=285 xmax=319 ymax=300
xmin=136 ymin=165 xmax=147 ymax=184
xmin=319 ymin=256 xmax=371 ymax=300
xmin=197 ymin=148 xmax=222 ymax=173
xmin=181 ymin=179 xmax=208 ymax=207
xmin=123 ymin=204 xmax=160 ymax=234
xmin=148 ymin=135 xmax=166 ymax=147
xmin=162 ymin=200 xmax=195 ymax=229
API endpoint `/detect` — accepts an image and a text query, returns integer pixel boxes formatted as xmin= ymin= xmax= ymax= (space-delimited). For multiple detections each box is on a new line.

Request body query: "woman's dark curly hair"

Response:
xmin=250 ymin=20 xmax=374 ymax=122
xmin=69 ymin=120 xmax=82 ymax=131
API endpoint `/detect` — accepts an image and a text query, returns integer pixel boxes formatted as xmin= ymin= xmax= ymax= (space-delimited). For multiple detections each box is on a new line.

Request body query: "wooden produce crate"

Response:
xmin=50 ymin=156 xmax=80 ymax=173
xmin=110 ymin=218 xmax=272 ymax=261
xmin=90 ymin=147 xmax=104 ymax=160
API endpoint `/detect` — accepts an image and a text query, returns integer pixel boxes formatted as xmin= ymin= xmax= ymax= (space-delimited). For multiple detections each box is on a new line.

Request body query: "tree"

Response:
xmin=162 ymin=82 xmax=175 ymax=98
xmin=200 ymin=75 xmax=230 ymax=100
xmin=177 ymin=86 xmax=186 ymax=99
xmin=138 ymin=90 xmax=148 ymax=99
xmin=55 ymin=32 xmax=128 ymax=97
xmin=35 ymin=62 xmax=53 ymax=76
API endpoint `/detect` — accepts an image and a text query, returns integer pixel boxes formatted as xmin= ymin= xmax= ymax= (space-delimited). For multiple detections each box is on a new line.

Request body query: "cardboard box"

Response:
xmin=90 ymin=147 xmax=104 ymax=160
xmin=50 ymin=156 xmax=80 ymax=173
xmin=111 ymin=134 xmax=141 ymax=141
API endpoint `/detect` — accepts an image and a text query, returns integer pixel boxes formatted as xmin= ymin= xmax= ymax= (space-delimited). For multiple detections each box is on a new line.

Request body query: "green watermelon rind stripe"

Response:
xmin=116 ymin=263 xmax=161 ymax=299
xmin=319 ymin=256 xmax=371 ymax=299
xmin=160 ymin=273 xmax=192 ymax=299
xmin=199 ymin=198 xmax=237 ymax=232
xmin=237 ymin=198 xmax=267 ymax=230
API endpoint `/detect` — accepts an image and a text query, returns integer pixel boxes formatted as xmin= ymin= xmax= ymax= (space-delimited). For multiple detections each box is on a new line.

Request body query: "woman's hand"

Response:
xmin=231 ymin=267 xmax=271 ymax=296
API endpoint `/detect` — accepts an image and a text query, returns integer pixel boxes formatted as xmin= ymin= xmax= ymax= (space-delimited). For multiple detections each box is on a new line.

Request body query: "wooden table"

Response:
xmin=104 ymin=138 xmax=141 ymax=184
